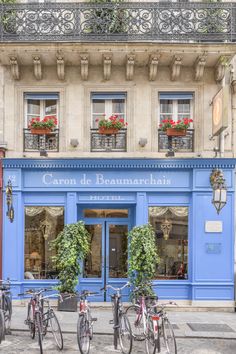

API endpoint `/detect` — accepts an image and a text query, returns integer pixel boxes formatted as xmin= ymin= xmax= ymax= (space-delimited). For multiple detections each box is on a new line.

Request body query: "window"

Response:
xmin=159 ymin=92 xmax=193 ymax=126
xmin=149 ymin=206 xmax=188 ymax=280
xmin=24 ymin=93 xmax=59 ymax=128
xmin=91 ymin=92 xmax=126 ymax=128
xmin=24 ymin=206 xmax=64 ymax=280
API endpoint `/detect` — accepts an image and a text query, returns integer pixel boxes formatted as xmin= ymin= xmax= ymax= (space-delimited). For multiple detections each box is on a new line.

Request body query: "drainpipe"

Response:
xmin=231 ymin=80 xmax=236 ymax=158
xmin=0 ymin=149 xmax=5 ymax=279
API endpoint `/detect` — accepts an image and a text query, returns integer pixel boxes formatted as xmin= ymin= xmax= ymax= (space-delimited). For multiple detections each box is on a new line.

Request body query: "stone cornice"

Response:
xmin=2 ymin=158 xmax=236 ymax=170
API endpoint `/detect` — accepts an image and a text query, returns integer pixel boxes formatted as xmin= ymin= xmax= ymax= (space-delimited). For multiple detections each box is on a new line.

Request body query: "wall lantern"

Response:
xmin=210 ymin=169 xmax=227 ymax=214
xmin=6 ymin=179 xmax=14 ymax=223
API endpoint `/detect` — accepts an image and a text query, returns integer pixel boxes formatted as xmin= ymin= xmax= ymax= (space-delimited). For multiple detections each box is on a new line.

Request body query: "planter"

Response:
xmin=58 ymin=294 xmax=78 ymax=312
xmin=99 ymin=127 xmax=119 ymax=135
xmin=166 ymin=128 xmax=187 ymax=137
xmin=30 ymin=128 xmax=52 ymax=135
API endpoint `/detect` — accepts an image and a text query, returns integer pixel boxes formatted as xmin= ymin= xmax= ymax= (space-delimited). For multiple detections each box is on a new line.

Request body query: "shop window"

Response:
xmin=83 ymin=209 xmax=129 ymax=218
xmin=148 ymin=206 xmax=188 ymax=280
xmin=24 ymin=206 xmax=64 ymax=280
xmin=24 ymin=92 xmax=59 ymax=128
xmin=91 ymin=92 xmax=126 ymax=128
xmin=159 ymin=92 xmax=193 ymax=124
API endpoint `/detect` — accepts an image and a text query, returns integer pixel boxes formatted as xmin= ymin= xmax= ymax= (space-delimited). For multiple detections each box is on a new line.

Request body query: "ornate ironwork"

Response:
xmin=24 ymin=129 xmax=59 ymax=152
xmin=0 ymin=2 xmax=235 ymax=42
xmin=91 ymin=129 xmax=127 ymax=152
xmin=158 ymin=129 xmax=194 ymax=152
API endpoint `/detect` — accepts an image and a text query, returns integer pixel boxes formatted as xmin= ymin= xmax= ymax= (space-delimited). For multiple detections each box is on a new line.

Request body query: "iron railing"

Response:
xmin=158 ymin=129 xmax=194 ymax=152
xmin=24 ymin=129 xmax=59 ymax=152
xmin=91 ymin=129 xmax=127 ymax=152
xmin=0 ymin=2 xmax=235 ymax=42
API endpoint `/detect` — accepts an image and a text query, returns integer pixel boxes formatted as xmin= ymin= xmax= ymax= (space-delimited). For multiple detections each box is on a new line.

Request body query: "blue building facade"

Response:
xmin=2 ymin=158 xmax=235 ymax=304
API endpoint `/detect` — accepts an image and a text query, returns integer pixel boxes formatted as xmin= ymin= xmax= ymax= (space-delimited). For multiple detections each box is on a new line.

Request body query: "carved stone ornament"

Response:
xmin=170 ymin=55 xmax=182 ymax=81
xmin=103 ymin=54 xmax=112 ymax=81
xmin=231 ymin=79 xmax=236 ymax=94
xmin=126 ymin=54 xmax=135 ymax=81
xmin=149 ymin=54 xmax=160 ymax=81
xmin=80 ymin=54 xmax=89 ymax=81
xmin=33 ymin=56 xmax=42 ymax=80
xmin=57 ymin=55 xmax=65 ymax=80
xmin=194 ymin=54 xmax=207 ymax=81
xmin=9 ymin=56 xmax=20 ymax=80
xmin=215 ymin=56 xmax=231 ymax=83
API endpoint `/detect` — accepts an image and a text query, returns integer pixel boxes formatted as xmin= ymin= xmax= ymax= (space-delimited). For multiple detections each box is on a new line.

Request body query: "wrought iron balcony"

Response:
xmin=0 ymin=2 xmax=235 ymax=43
xmin=24 ymin=129 xmax=59 ymax=152
xmin=91 ymin=129 xmax=127 ymax=152
xmin=158 ymin=129 xmax=194 ymax=153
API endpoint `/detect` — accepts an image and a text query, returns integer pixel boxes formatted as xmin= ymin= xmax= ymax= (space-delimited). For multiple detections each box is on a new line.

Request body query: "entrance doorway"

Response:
xmin=80 ymin=209 xmax=131 ymax=301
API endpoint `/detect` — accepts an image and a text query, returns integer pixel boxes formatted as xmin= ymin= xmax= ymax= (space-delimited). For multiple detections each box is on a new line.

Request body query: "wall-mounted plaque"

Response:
xmin=205 ymin=221 xmax=223 ymax=233
xmin=212 ymin=87 xmax=229 ymax=136
xmin=205 ymin=243 xmax=222 ymax=254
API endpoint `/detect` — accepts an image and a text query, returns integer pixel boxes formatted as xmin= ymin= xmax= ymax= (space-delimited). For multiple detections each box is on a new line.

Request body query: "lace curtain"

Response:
xmin=149 ymin=206 xmax=188 ymax=218
xmin=25 ymin=206 xmax=64 ymax=217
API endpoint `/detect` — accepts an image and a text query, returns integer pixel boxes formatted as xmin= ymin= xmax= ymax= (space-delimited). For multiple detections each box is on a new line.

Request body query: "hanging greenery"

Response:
xmin=51 ymin=221 xmax=90 ymax=294
xmin=128 ymin=224 xmax=160 ymax=299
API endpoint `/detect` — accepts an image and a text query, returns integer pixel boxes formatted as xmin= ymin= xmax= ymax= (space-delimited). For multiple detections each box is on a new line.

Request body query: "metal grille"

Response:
xmin=91 ymin=129 xmax=127 ymax=152
xmin=0 ymin=2 xmax=234 ymax=42
xmin=158 ymin=129 xmax=194 ymax=152
xmin=24 ymin=129 xmax=59 ymax=152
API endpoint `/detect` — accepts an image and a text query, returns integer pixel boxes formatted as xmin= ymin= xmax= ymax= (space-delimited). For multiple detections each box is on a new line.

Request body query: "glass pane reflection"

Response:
xmin=84 ymin=209 xmax=128 ymax=218
xmin=84 ymin=225 xmax=102 ymax=278
xmin=109 ymin=224 xmax=128 ymax=278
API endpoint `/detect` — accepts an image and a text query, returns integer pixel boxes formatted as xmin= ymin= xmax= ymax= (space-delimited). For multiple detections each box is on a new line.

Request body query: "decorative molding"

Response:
xmin=33 ymin=55 xmax=42 ymax=80
xmin=126 ymin=54 xmax=135 ymax=81
xmin=231 ymin=79 xmax=236 ymax=94
xmin=56 ymin=55 xmax=65 ymax=80
xmin=103 ymin=54 xmax=112 ymax=81
xmin=215 ymin=56 xmax=231 ymax=83
xmin=170 ymin=55 xmax=182 ymax=81
xmin=194 ymin=54 xmax=207 ymax=81
xmin=149 ymin=54 xmax=160 ymax=81
xmin=2 ymin=158 xmax=236 ymax=170
xmin=9 ymin=56 xmax=20 ymax=80
xmin=80 ymin=53 xmax=89 ymax=81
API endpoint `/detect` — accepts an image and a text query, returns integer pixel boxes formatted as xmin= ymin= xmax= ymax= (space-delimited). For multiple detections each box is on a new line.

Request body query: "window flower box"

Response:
xmin=30 ymin=128 xmax=53 ymax=135
xmin=166 ymin=128 xmax=187 ymax=137
xmin=98 ymin=127 xmax=119 ymax=135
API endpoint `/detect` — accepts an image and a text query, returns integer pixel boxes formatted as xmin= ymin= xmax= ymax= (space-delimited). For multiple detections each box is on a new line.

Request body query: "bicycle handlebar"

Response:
xmin=101 ymin=282 xmax=130 ymax=293
xmin=18 ymin=288 xmax=54 ymax=297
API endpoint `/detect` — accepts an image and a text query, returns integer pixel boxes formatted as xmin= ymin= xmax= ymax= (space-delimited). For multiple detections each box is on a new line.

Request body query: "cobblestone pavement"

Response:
xmin=0 ymin=331 xmax=236 ymax=354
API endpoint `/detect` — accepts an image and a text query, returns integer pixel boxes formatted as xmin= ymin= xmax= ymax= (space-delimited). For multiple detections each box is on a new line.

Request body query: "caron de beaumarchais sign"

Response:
xmin=212 ymin=87 xmax=229 ymax=136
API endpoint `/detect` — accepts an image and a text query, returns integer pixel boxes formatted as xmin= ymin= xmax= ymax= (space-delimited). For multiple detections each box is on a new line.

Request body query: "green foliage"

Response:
xmin=51 ymin=221 xmax=90 ymax=294
xmin=0 ymin=0 xmax=16 ymax=3
xmin=128 ymin=224 xmax=160 ymax=299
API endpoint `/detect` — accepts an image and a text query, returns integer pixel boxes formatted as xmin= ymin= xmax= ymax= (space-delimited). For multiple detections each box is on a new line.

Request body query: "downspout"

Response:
xmin=0 ymin=150 xmax=5 ymax=279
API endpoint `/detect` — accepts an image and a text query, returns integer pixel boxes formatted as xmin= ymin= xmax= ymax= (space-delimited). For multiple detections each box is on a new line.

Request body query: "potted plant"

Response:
xmin=51 ymin=221 xmax=90 ymax=311
xmin=159 ymin=118 xmax=193 ymax=137
xmin=128 ymin=224 xmax=160 ymax=300
xmin=96 ymin=114 xmax=128 ymax=135
xmin=28 ymin=115 xmax=57 ymax=135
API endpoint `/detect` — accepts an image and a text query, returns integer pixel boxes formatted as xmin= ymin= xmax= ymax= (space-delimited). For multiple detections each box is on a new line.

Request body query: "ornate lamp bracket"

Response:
xmin=6 ymin=179 xmax=14 ymax=223
xmin=210 ymin=169 xmax=227 ymax=214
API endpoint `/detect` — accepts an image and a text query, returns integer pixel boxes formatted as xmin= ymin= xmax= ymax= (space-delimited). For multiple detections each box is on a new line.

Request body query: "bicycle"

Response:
xmin=0 ymin=309 xmax=5 ymax=344
xmin=102 ymin=282 xmax=132 ymax=354
xmin=0 ymin=279 xmax=12 ymax=335
xmin=19 ymin=288 xmax=63 ymax=354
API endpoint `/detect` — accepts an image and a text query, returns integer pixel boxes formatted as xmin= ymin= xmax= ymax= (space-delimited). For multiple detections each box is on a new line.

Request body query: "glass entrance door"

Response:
xmin=83 ymin=221 xmax=129 ymax=301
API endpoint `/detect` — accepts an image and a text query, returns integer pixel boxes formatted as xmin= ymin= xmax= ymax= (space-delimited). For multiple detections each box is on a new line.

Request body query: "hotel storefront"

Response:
xmin=2 ymin=158 xmax=235 ymax=306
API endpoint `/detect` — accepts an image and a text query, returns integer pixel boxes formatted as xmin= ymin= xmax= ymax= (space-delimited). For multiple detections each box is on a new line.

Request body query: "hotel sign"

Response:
xmin=212 ymin=87 xmax=229 ymax=136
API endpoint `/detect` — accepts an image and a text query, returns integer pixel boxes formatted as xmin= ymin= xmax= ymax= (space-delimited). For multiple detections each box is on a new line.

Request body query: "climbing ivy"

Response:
xmin=51 ymin=221 xmax=90 ymax=294
xmin=128 ymin=224 xmax=160 ymax=298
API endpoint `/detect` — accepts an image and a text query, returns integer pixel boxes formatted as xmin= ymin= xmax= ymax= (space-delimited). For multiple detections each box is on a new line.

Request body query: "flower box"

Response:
xmin=166 ymin=128 xmax=187 ymax=137
xmin=99 ymin=127 xmax=119 ymax=135
xmin=30 ymin=128 xmax=53 ymax=135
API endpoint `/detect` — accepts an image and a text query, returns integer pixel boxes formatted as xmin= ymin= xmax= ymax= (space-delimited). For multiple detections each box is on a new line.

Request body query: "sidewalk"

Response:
xmin=11 ymin=305 xmax=236 ymax=340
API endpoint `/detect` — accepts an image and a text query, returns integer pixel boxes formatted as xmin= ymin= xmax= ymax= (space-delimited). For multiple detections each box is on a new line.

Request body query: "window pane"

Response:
xmin=160 ymin=100 xmax=173 ymax=114
xmin=92 ymin=114 xmax=105 ymax=128
xmin=83 ymin=209 xmax=128 ymax=218
xmin=84 ymin=225 xmax=102 ymax=278
xmin=93 ymin=100 xmax=105 ymax=114
xmin=24 ymin=207 xmax=64 ymax=280
xmin=149 ymin=206 xmax=188 ymax=280
xmin=27 ymin=100 xmax=40 ymax=115
xmin=160 ymin=114 xmax=173 ymax=123
xmin=178 ymin=100 xmax=190 ymax=114
xmin=45 ymin=100 xmax=57 ymax=115
xmin=109 ymin=224 xmax=128 ymax=278
xmin=112 ymin=99 xmax=125 ymax=114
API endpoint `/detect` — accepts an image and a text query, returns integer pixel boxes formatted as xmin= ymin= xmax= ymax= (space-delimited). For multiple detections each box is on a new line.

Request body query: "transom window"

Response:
xmin=159 ymin=92 xmax=193 ymax=126
xmin=24 ymin=92 xmax=59 ymax=128
xmin=91 ymin=92 xmax=126 ymax=128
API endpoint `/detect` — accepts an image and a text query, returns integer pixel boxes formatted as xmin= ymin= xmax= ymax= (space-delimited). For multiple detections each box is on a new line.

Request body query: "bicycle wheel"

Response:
xmin=162 ymin=317 xmax=177 ymax=354
xmin=87 ymin=308 xmax=93 ymax=340
xmin=49 ymin=309 xmax=63 ymax=350
xmin=145 ymin=316 xmax=157 ymax=354
xmin=35 ymin=311 xmax=43 ymax=354
xmin=3 ymin=294 xmax=12 ymax=334
xmin=0 ymin=309 xmax=5 ymax=343
xmin=77 ymin=314 xmax=90 ymax=354
xmin=27 ymin=303 xmax=35 ymax=339
xmin=118 ymin=313 xmax=132 ymax=354
xmin=125 ymin=305 xmax=145 ymax=340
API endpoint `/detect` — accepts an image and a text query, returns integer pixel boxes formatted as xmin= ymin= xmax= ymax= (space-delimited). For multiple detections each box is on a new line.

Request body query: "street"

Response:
xmin=0 ymin=331 xmax=236 ymax=354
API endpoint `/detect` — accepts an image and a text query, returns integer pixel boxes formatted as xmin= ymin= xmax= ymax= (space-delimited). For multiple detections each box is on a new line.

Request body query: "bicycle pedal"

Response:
xmin=91 ymin=317 xmax=97 ymax=322
xmin=109 ymin=320 xmax=114 ymax=324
